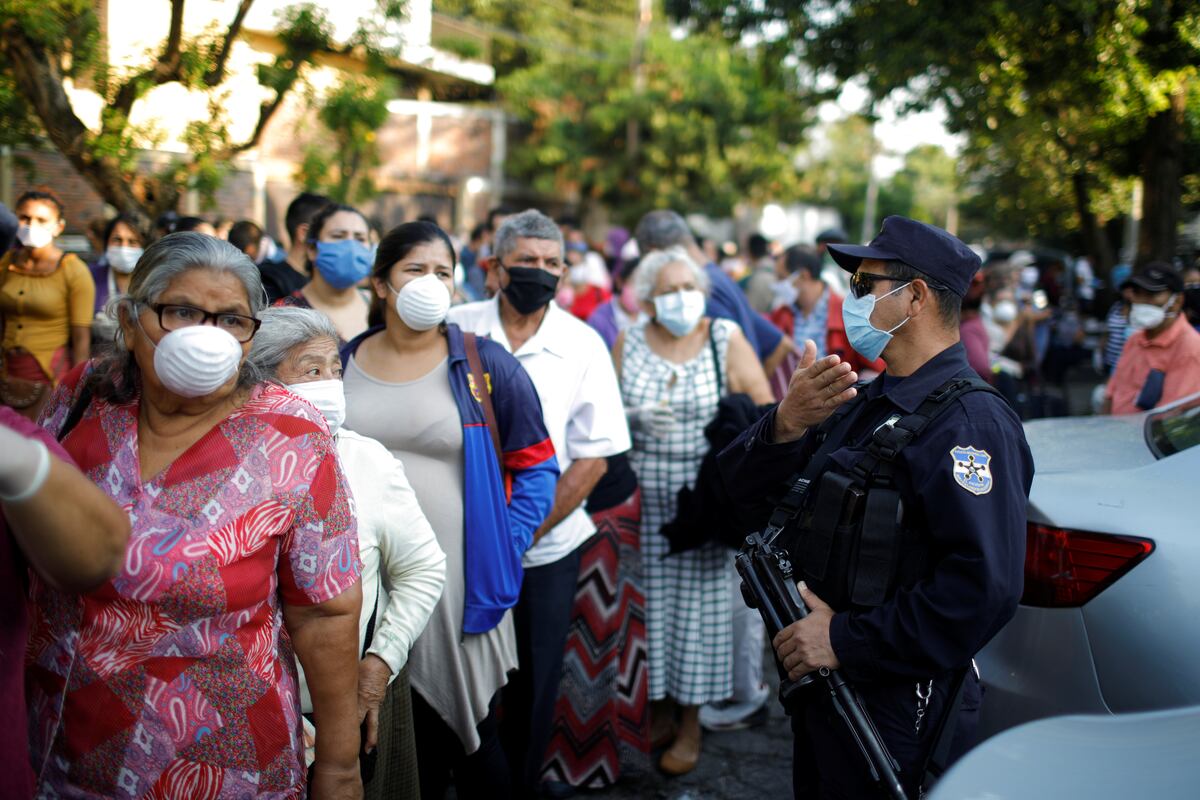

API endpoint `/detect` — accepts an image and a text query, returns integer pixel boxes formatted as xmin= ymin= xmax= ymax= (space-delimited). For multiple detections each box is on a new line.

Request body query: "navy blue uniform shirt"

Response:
xmin=719 ymin=342 xmax=1034 ymax=684
xmin=704 ymin=262 xmax=784 ymax=363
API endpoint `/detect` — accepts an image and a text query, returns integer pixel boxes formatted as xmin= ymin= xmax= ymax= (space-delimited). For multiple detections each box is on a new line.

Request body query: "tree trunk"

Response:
xmin=1071 ymin=170 xmax=1116 ymax=279
xmin=1136 ymin=85 xmax=1186 ymax=266
xmin=0 ymin=24 xmax=156 ymax=230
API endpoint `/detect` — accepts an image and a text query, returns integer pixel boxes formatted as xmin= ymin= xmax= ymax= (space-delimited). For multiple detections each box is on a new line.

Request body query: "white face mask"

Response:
xmin=772 ymin=277 xmax=799 ymax=309
xmin=1129 ymin=299 xmax=1173 ymax=331
xmin=653 ymin=289 xmax=707 ymax=337
xmin=151 ymin=325 xmax=244 ymax=398
xmin=106 ymin=246 xmax=144 ymax=274
xmin=393 ymin=273 xmax=451 ymax=331
xmin=992 ymin=299 xmax=1018 ymax=324
xmin=17 ymin=224 xmax=54 ymax=250
xmin=286 ymin=379 xmax=346 ymax=434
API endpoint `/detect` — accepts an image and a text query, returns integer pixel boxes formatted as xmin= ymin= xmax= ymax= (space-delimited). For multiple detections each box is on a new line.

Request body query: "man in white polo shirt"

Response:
xmin=448 ymin=209 xmax=631 ymax=797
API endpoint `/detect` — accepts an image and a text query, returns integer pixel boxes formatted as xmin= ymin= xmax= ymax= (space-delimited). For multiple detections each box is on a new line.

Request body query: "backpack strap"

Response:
xmin=464 ymin=333 xmax=503 ymax=475
xmin=848 ymin=375 xmax=999 ymax=606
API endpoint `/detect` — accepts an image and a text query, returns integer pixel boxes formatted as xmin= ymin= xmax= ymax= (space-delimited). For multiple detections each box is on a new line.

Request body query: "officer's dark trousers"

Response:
xmin=791 ymin=671 xmax=981 ymax=799
xmin=501 ymin=543 xmax=584 ymax=797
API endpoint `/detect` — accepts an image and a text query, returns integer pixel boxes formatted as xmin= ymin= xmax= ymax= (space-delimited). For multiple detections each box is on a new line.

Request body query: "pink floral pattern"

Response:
xmin=27 ymin=368 xmax=360 ymax=799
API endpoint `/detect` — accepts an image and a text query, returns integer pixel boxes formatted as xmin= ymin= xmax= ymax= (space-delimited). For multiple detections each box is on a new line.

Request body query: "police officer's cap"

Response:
xmin=826 ymin=216 xmax=981 ymax=297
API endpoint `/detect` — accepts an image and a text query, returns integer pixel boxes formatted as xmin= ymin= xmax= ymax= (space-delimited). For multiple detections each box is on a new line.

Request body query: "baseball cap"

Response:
xmin=1122 ymin=262 xmax=1182 ymax=294
xmin=826 ymin=216 xmax=982 ymax=297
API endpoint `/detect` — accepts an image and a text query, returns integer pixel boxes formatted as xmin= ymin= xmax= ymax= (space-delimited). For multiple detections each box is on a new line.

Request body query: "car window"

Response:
xmin=1146 ymin=393 xmax=1200 ymax=458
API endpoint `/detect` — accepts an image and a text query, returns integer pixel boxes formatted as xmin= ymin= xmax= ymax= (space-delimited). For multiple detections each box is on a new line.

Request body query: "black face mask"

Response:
xmin=1185 ymin=285 xmax=1200 ymax=317
xmin=502 ymin=266 xmax=560 ymax=314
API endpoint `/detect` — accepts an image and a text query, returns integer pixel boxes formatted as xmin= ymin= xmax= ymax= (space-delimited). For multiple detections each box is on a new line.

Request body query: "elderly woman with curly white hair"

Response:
xmin=613 ymin=245 xmax=772 ymax=775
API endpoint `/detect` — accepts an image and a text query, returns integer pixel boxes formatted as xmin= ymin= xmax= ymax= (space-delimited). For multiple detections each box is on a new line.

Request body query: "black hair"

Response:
xmin=228 ymin=220 xmax=263 ymax=254
xmin=102 ymin=214 xmax=146 ymax=248
xmin=782 ymin=244 xmax=822 ymax=280
xmin=155 ymin=210 xmax=179 ymax=234
xmin=416 ymin=214 xmax=439 ymax=225
xmin=557 ymin=215 xmax=581 ymax=230
xmin=284 ymin=192 xmax=332 ymax=243
xmin=307 ymin=203 xmax=368 ymax=244
xmin=303 ymin=203 xmax=369 ymax=273
xmin=16 ymin=188 xmax=65 ymax=220
xmin=747 ymin=233 xmax=770 ymax=260
xmin=174 ymin=216 xmax=210 ymax=233
xmin=368 ymin=221 xmax=457 ymax=328
xmin=617 ymin=255 xmax=640 ymax=287
xmin=469 ymin=222 xmax=489 ymax=242
xmin=884 ymin=261 xmax=961 ymax=327
xmin=487 ymin=205 xmax=516 ymax=231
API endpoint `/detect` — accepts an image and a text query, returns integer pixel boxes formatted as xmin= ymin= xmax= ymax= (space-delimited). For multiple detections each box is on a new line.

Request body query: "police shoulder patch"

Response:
xmin=950 ymin=445 xmax=993 ymax=496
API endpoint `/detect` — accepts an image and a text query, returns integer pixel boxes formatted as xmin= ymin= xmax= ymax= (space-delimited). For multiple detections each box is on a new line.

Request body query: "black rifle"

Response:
xmin=736 ymin=477 xmax=908 ymax=800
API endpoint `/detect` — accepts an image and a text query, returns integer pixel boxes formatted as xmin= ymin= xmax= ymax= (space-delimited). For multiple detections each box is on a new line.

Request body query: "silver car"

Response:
xmin=930 ymin=705 xmax=1200 ymax=799
xmin=975 ymin=390 xmax=1200 ymax=739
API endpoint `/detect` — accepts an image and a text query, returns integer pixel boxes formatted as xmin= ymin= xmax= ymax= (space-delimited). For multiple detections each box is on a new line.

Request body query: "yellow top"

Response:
xmin=0 ymin=251 xmax=95 ymax=378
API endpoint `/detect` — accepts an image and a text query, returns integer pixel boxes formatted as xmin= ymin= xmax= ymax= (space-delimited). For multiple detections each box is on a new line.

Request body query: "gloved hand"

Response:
xmin=626 ymin=402 xmax=677 ymax=439
xmin=0 ymin=423 xmax=51 ymax=501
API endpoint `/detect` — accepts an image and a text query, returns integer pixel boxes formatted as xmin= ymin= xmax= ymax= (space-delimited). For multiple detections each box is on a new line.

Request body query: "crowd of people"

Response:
xmin=0 ymin=179 xmax=1198 ymax=800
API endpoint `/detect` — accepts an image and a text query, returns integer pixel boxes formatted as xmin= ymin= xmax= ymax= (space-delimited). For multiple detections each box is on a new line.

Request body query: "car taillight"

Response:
xmin=1022 ymin=523 xmax=1154 ymax=607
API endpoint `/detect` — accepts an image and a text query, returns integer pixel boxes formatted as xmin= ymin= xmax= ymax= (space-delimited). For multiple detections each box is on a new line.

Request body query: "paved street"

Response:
xmin=590 ymin=650 xmax=792 ymax=800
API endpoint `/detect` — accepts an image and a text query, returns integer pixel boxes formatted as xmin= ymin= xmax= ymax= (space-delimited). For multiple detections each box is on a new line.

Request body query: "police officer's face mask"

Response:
xmin=842 ymin=281 xmax=912 ymax=362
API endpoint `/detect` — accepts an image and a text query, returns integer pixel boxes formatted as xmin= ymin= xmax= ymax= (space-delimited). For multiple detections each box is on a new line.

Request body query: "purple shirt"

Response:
xmin=0 ymin=406 xmax=72 ymax=800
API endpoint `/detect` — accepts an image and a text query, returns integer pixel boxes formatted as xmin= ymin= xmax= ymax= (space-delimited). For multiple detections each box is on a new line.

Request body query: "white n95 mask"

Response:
xmin=152 ymin=326 xmax=243 ymax=398
xmin=395 ymin=274 xmax=451 ymax=331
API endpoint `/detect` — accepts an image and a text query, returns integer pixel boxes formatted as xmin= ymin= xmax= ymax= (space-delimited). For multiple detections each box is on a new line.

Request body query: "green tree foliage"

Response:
xmin=670 ymin=0 xmax=1200 ymax=269
xmin=296 ymin=75 xmax=393 ymax=203
xmin=498 ymin=28 xmax=813 ymax=225
xmin=0 ymin=0 xmax=404 ymax=226
xmin=797 ymin=117 xmax=959 ymax=238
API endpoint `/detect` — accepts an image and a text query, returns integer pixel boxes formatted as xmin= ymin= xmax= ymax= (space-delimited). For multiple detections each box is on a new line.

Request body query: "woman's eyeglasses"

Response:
xmin=150 ymin=303 xmax=261 ymax=342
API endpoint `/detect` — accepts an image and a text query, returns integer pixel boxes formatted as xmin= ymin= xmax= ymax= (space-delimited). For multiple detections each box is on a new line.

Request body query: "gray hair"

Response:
xmin=633 ymin=246 xmax=710 ymax=303
xmin=91 ymin=232 xmax=267 ymax=403
xmin=634 ymin=210 xmax=696 ymax=253
xmin=493 ymin=209 xmax=564 ymax=263
xmin=247 ymin=306 xmax=340 ymax=381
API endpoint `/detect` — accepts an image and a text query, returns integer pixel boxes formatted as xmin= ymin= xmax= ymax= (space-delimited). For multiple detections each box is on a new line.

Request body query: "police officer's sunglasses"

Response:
xmin=849 ymin=271 xmax=906 ymax=299
xmin=849 ymin=270 xmax=951 ymax=299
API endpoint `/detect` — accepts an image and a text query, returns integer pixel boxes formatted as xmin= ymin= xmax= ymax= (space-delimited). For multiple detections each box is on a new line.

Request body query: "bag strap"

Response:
xmin=464 ymin=333 xmax=503 ymax=472
xmin=709 ymin=320 xmax=723 ymax=397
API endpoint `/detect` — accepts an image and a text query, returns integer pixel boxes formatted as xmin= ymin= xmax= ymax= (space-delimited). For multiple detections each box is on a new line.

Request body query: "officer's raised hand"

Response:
xmin=773 ymin=339 xmax=858 ymax=443
xmin=774 ymin=582 xmax=840 ymax=680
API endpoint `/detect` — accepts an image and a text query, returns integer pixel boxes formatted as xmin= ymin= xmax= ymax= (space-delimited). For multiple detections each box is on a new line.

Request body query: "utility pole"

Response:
xmin=626 ymin=0 xmax=653 ymax=167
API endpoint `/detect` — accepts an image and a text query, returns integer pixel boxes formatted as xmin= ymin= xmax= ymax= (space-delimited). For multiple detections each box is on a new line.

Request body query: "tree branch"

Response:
xmin=110 ymin=0 xmax=187 ymax=118
xmin=205 ymin=0 xmax=256 ymax=87
xmin=230 ymin=89 xmax=291 ymax=155
xmin=0 ymin=21 xmax=152 ymax=224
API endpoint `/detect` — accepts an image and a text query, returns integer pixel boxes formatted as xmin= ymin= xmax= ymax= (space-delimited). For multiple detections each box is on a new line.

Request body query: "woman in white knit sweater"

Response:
xmin=249 ymin=305 xmax=446 ymax=799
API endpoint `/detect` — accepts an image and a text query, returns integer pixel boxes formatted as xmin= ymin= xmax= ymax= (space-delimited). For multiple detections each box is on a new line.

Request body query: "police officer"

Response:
xmin=719 ymin=217 xmax=1034 ymax=799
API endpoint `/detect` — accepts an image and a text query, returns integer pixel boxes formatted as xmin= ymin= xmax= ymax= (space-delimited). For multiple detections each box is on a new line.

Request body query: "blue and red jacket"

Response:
xmin=342 ymin=323 xmax=559 ymax=634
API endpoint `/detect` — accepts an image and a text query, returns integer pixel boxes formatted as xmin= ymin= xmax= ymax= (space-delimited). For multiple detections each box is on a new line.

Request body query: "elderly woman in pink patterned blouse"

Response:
xmin=31 ymin=232 xmax=364 ymax=800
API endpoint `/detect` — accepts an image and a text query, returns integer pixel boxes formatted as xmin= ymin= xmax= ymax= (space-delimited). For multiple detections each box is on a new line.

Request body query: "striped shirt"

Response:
xmin=1105 ymin=301 xmax=1130 ymax=372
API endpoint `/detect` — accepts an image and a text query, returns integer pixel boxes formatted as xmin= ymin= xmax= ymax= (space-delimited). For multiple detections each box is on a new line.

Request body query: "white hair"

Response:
xmin=633 ymin=246 xmax=709 ymax=303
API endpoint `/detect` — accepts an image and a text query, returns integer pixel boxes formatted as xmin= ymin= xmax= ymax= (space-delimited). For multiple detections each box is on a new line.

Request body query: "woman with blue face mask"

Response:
xmin=274 ymin=202 xmax=375 ymax=343
xmin=612 ymin=247 xmax=772 ymax=776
